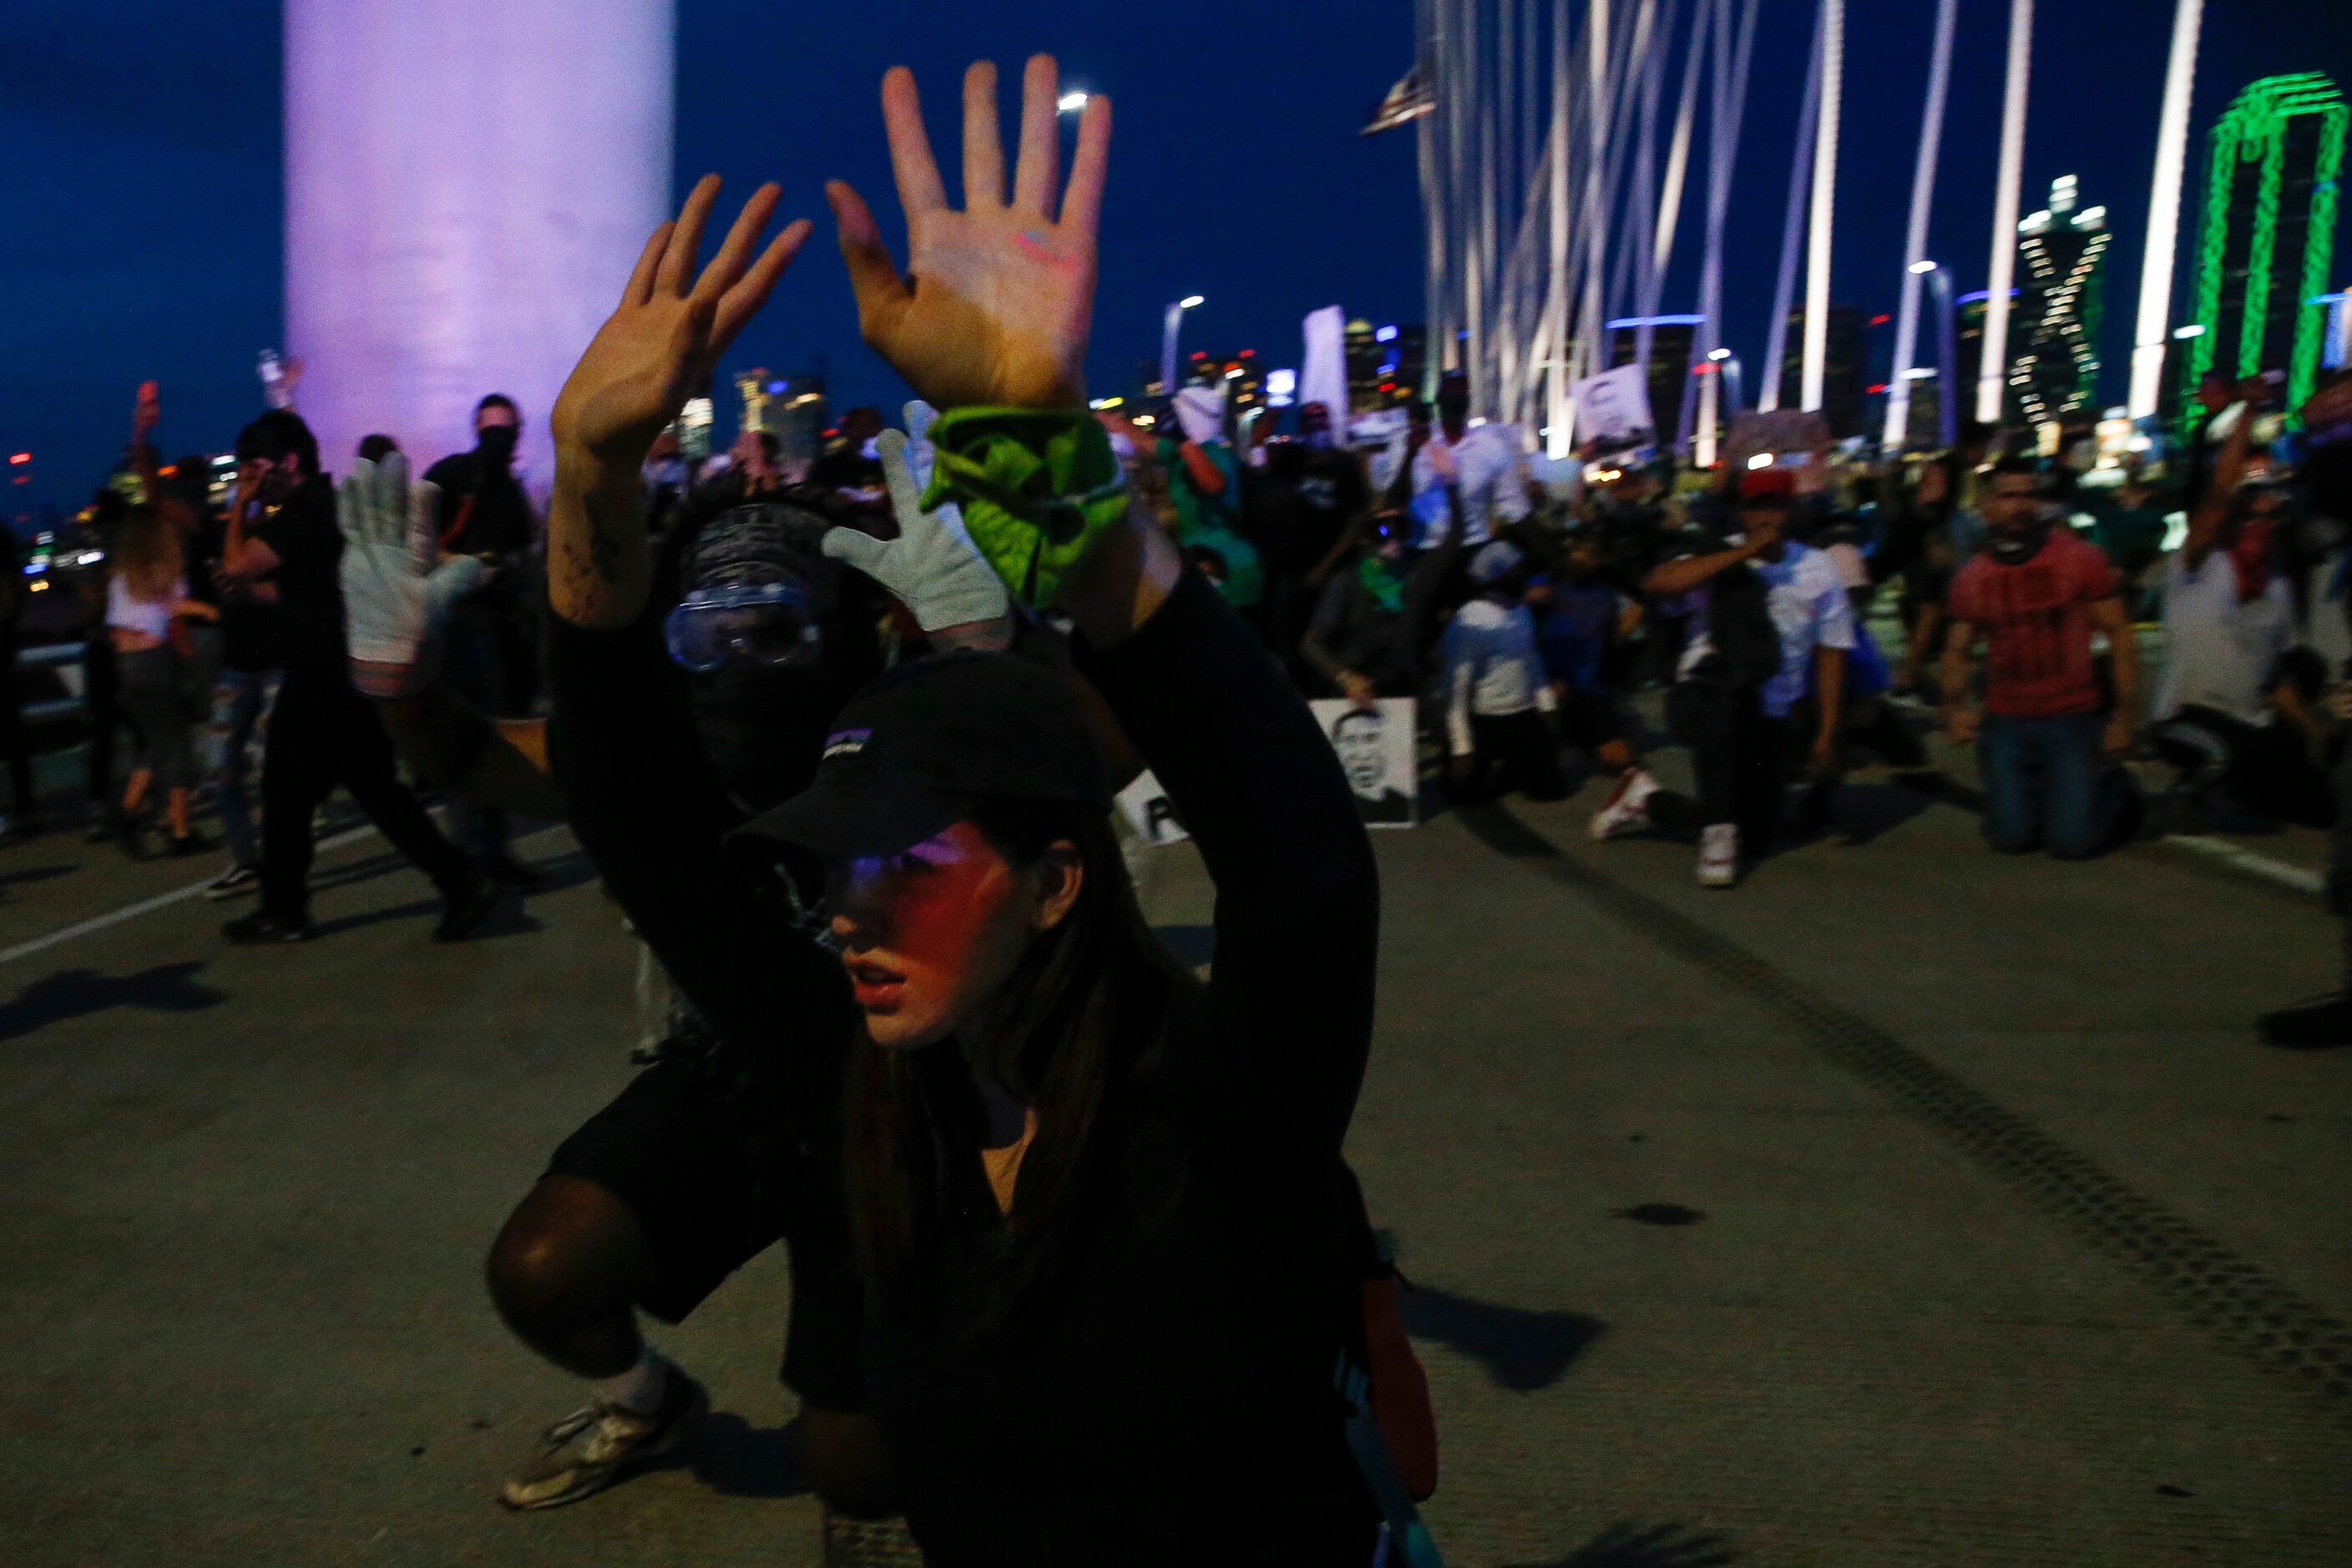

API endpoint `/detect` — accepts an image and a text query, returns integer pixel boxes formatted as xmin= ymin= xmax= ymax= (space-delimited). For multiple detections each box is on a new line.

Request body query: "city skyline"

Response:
xmin=4 ymin=1 xmax=2350 ymax=514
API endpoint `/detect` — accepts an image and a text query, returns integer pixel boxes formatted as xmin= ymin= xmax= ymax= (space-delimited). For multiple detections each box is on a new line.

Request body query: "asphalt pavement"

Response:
xmin=2 ymin=732 xmax=2347 ymax=1566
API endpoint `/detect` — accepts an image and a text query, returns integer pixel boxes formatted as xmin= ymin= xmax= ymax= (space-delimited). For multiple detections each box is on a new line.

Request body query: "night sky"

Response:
xmin=4 ymin=1 xmax=2348 ymax=518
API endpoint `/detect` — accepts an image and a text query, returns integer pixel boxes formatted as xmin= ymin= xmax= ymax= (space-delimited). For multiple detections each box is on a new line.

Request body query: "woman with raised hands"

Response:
xmin=544 ymin=53 xmax=1405 ymax=1561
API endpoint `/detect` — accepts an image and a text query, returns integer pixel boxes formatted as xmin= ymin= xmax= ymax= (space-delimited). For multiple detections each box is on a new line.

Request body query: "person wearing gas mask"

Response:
xmin=338 ymin=381 xmax=1000 ymax=1519
xmin=1940 ymin=458 xmax=2143 ymax=859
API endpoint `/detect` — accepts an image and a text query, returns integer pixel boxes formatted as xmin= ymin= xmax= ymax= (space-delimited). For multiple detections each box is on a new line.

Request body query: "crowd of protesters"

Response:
xmin=5 ymin=43 xmax=2352 ymax=1565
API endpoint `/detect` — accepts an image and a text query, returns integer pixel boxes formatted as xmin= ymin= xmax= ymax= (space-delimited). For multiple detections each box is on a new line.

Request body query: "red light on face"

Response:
xmin=8 ymin=453 xmax=29 ymax=465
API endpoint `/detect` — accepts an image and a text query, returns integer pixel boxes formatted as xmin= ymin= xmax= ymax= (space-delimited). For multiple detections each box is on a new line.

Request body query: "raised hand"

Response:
xmin=822 ymin=421 xmax=1009 ymax=640
xmin=336 ymin=453 xmax=487 ymax=699
xmin=827 ymin=56 xmax=1110 ymax=412
xmin=553 ymin=178 xmax=810 ymax=468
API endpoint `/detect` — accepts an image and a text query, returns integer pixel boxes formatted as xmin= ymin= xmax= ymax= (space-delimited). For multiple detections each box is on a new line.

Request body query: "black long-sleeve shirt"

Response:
xmin=866 ymin=570 xmax=1384 ymax=1565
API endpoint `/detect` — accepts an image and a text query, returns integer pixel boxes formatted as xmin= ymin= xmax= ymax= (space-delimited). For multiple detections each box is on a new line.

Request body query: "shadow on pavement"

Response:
xmin=639 ymin=1410 xmax=809 ymax=1500
xmin=1508 ymin=1520 xmax=1739 ymax=1567
xmin=1399 ymin=1285 xmax=1605 ymax=1393
xmin=0 ymin=960 xmax=225 ymax=1043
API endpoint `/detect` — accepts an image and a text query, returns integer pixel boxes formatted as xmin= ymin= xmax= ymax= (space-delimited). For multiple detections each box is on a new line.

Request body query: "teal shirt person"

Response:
xmin=1157 ymin=432 xmax=1262 ymax=609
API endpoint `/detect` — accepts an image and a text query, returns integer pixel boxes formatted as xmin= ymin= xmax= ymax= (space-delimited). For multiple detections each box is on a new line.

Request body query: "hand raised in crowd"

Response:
xmin=820 ymin=408 xmax=1011 ymax=646
xmin=336 ymin=453 xmax=488 ymax=700
xmin=827 ymin=55 xmax=1110 ymax=411
xmin=553 ymin=178 xmax=809 ymax=468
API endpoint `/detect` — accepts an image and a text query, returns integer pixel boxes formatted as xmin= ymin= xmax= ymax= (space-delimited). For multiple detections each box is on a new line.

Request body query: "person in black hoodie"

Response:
xmin=539 ymin=53 xmax=1399 ymax=1564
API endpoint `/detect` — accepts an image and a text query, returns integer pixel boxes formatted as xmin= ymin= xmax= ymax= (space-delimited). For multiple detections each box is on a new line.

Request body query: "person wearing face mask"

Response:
xmin=334 ymin=437 xmax=914 ymax=1516
xmin=1940 ymin=458 xmax=2144 ymax=859
xmin=1246 ymin=401 xmax=1372 ymax=686
xmin=215 ymin=411 xmax=495 ymax=943
xmin=426 ymin=394 xmax=543 ymax=889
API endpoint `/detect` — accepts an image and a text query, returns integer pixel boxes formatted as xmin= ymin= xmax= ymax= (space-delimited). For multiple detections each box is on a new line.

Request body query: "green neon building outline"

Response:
xmin=2178 ymin=73 xmax=2347 ymax=429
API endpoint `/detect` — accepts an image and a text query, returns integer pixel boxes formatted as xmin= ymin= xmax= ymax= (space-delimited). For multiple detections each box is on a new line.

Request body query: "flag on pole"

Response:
xmin=1362 ymin=68 xmax=1434 ymax=136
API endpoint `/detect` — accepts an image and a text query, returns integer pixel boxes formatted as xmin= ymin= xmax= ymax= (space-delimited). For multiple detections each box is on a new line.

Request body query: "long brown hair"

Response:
xmin=109 ymin=503 xmax=184 ymax=604
xmin=842 ymin=800 xmax=1197 ymax=1343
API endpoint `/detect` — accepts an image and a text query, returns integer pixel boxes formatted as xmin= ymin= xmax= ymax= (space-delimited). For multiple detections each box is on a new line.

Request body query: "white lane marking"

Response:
xmin=0 ymin=821 xmax=570 ymax=969
xmin=2162 ymin=833 xmax=2328 ymax=897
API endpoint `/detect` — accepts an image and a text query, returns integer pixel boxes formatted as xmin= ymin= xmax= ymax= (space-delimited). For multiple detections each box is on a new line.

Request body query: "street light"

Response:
xmin=1161 ymin=296 xmax=1204 ymax=394
xmin=1908 ymin=259 xmax=1938 ymax=276
xmin=1887 ymin=260 xmax=1960 ymax=452
xmin=1057 ymin=91 xmax=1090 ymax=114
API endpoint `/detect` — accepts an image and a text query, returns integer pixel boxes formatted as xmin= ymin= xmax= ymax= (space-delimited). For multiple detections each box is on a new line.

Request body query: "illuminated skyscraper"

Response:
xmin=2177 ymin=73 xmax=2347 ymax=422
xmin=2011 ymin=176 xmax=2110 ymax=430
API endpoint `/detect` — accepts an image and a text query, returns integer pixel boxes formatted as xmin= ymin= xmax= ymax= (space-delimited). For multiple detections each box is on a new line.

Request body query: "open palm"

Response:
xmin=553 ymin=178 xmax=810 ymax=464
xmin=829 ymin=55 xmax=1110 ymax=412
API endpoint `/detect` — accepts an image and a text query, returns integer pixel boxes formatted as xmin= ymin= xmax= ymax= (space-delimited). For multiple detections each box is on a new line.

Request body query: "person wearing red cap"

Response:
xmin=1630 ymin=466 xmax=1854 ymax=887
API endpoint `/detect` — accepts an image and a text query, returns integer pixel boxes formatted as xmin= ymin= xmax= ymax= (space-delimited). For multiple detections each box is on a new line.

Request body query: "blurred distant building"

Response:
xmin=1773 ymin=304 xmax=1869 ymax=438
xmin=1345 ymin=319 xmax=1426 ymax=410
xmin=2177 ymin=73 xmax=2348 ymax=425
xmin=2012 ymin=175 xmax=2110 ymax=432
xmin=766 ymin=371 xmax=829 ymax=474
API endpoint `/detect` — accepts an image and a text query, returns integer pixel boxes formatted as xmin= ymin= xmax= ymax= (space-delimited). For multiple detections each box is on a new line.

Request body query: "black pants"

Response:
xmin=1 ymin=635 xmax=32 ymax=817
xmin=259 ymin=680 xmax=473 ymax=923
xmin=2151 ymin=705 xmax=2334 ymax=829
xmin=82 ymin=635 xmax=140 ymax=807
xmin=1459 ymin=710 xmax=1565 ymax=804
xmin=1663 ymin=683 xmax=1792 ymax=852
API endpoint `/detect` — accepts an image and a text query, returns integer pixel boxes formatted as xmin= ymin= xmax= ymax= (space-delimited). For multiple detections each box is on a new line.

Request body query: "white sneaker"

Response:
xmin=1588 ymin=768 xmax=1662 ymax=841
xmin=1697 ymin=823 xmax=1740 ymax=888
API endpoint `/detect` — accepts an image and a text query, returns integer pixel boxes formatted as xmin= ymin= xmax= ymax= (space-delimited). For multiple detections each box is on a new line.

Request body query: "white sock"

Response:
xmin=591 ymin=1346 xmax=670 ymax=1415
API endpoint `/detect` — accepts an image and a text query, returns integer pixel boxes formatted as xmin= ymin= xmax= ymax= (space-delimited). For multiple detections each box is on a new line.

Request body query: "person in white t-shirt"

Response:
xmin=1441 ymin=541 xmax=1562 ymax=804
xmin=1408 ymin=372 xmax=1530 ymax=550
xmin=1625 ymin=468 xmax=1852 ymax=888
xmin=2149 ymin=478 xmax=2335 ymax=827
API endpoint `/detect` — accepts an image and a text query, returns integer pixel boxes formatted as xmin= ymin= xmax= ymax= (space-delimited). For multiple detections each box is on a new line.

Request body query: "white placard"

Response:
xmin=1566 ymin=362 xmax=1657 ymax=449
xmin=1116 ymin=770 xmax=1191 ymax=846
xmin=1312 ymin=698 xmax=1419 ymax=828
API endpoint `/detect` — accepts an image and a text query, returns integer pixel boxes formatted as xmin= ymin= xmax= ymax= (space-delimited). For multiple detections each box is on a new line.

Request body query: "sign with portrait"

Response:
xmin=1312 ymin=698 xmax=1419 ymax=828
xmin=1567 ymin=362 xmax=1656 ymax=449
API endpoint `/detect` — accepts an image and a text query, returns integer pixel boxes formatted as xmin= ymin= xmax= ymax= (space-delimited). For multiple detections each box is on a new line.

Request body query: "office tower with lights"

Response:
xmin=2177 ymin=73 xmax=2347 ymax=422
xmin=2011 ymin=176 xmax=2110 ymax=431
xmin=1773 ymin=305 xmax=1869 ymax=438
xmin=1347 ymin=321 xmax=1426 ymax=410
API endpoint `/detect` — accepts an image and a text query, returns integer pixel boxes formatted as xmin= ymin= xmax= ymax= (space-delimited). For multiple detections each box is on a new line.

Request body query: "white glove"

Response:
xmin=336 ymin=453 xmax=487 ymax=698
xmin=821 ymin=427 xmax=1011 ymax=636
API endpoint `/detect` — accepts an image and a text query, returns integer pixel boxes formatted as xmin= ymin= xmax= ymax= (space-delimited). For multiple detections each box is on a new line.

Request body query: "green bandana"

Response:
xmin=918 ymin=408 xmax=1131 ymax=610
xmin=1358 ymin=553 xmax=1406 ymax=614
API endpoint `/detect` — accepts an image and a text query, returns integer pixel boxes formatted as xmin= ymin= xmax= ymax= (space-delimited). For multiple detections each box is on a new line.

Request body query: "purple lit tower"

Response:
xmin=285 ymin=2 xmax=676 ymax=484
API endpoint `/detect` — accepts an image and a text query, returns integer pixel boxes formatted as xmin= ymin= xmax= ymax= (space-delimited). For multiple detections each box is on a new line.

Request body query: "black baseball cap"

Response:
xmin=727 ymin=651 xmax=1111 ymax=860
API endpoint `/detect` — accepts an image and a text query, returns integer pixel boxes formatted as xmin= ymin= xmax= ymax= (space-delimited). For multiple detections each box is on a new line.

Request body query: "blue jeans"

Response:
xmin=216 ymin=667 xmax=276 ymax=869
xmin=1978 ymin=711 xmax=2112 ymax=858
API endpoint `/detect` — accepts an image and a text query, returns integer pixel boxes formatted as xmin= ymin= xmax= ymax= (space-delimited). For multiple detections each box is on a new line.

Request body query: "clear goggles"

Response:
xmin=662 ymin=581 xmax=824 ymax=672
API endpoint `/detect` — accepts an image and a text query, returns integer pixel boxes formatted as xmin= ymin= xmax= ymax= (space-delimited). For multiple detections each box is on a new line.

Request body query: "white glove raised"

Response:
xmin=336 ymin=453 xmax=488 ymax=699
xmin=821 ymin=424 xmax=1011 ymax=636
